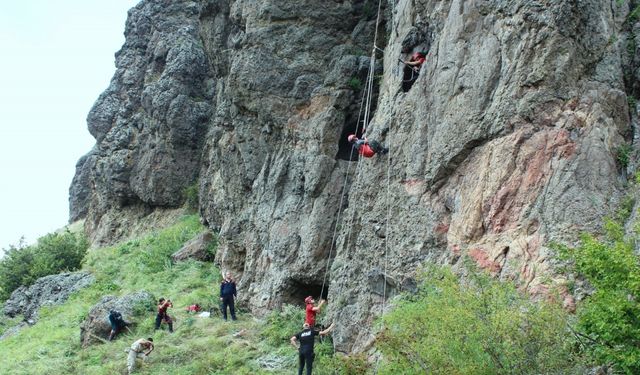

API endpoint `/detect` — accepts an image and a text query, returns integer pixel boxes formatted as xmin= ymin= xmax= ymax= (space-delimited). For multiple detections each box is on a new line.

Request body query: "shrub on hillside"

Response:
xmin=556 ymin=220 xmax=640 ymax=374
xmin=376 ymin=265 xmax=583 ymax=375
xmin=0 ymin=230 xmax=88 ymax=301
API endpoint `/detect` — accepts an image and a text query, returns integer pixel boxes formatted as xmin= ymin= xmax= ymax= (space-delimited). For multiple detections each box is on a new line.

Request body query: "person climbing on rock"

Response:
xmin=126 ymin=337 xmax=154 ymax=374
xmin=347 ymin=134 xmax=389 ymax=158
xmin=108 ymin=309 xmax=128 ymax=341
xmin=220 ymin=272 xmax=237 ymax=321
xmin=154 ymin=298 xmax=173 ymax=332
xmin=290 ymin=322 xmax=335 ymax=375
xmin=304 ymin=296 xmax=325 ymax=327
xmin=401 ymin=51 xmax=426 ymax=91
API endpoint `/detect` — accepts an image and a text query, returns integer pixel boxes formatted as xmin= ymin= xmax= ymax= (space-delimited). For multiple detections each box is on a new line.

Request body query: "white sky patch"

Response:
xmin=0 ymin=0 xmax=140 ymax=251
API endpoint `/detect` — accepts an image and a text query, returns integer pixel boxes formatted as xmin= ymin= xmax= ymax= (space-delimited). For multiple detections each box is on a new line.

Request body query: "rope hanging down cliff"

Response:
xmin=318 ymin=0 xmax=386 ymax=306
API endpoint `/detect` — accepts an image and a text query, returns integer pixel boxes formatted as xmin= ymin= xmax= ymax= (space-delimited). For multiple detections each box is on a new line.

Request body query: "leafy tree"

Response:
xmin=376 ymin=265 xmax=582 ymax=375
xmin=0 ymin=230 xmax=89 ymax=301
xmin=557 ymin=219 xmax=640 ymax=374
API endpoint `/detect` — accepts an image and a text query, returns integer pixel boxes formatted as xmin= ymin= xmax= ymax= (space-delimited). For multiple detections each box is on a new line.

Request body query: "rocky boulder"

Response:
xmin=171 ymin=231 xmax=216 ymax=262
xmin=2 ymin=272 xmax=95 ymax=323
xmin=80 ymin=291 xmax=155 ymax=347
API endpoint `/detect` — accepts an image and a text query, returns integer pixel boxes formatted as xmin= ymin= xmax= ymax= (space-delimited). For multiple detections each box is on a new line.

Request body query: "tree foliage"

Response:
xmin=376 ymin=265 xmax=582 ymax=375
xmin=557 ymin=219 xmax=640 ymax=374
xmin=0 ymin=230 xmax=89 ymax=301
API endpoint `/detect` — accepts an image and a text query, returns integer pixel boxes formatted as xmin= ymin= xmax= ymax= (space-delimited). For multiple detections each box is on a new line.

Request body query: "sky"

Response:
xmin=0 ymin=0 xmax=140 ymax=251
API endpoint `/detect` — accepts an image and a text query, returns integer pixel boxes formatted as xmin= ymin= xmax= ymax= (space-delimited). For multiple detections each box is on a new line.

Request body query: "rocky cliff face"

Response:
xmin=70 ymin=0 xmax=637 ymax=351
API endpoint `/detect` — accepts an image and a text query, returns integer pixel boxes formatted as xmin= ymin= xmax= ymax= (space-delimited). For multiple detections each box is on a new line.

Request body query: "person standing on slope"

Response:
xmin=220 ymin=272 xmax=237 ymax=321
xmin=291 ymin=322 xmax=335 ymax=375
xmin=154 ymin=298 xmax=173 ymax=332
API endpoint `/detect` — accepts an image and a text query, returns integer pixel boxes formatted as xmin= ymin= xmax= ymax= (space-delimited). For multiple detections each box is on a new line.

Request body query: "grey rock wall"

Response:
xmin=2 ymin=272 xmax=95 ymax=323
xmin=70 ymin=0 xmax=636 ymax=351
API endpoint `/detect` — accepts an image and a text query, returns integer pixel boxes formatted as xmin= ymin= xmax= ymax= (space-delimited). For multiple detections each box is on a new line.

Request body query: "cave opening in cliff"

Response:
xmin=337 ymin=118 xmax=363 ymax=161
xmin=282 ymin=278 xmax=328 ymax=306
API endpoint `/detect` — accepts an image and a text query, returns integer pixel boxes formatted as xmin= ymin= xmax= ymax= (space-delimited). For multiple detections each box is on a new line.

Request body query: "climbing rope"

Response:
xmin=318 ymin=75 xmax=371 ymax=300
xmin=318 ymin=0 xmax=385 ymax=302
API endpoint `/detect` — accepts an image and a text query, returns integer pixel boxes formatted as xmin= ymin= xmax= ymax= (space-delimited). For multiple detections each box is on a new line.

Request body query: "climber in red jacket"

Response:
xmin=348 ymin=134 xmax=389 ymax=158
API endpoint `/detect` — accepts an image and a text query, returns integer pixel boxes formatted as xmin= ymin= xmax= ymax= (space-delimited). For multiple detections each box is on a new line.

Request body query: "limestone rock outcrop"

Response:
xmin=2 ymin=272 xmax=95 ymax=322
xmin=79 ymin=291 xmax=155 ymax=347
xmin=70 ymin=0 xmax=638 ymax=351
xmin=171 ymin=231 xmax=216 ymax=262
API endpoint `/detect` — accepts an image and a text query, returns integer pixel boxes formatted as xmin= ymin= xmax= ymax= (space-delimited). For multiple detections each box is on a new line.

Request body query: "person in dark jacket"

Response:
xmin=154 ymin=298 xmax=173 ymax=332
xmin=348 ymin=134 xmax=389 ymax=158
xmin=220 ymin=272 xmax=237 ymax=321
xmin=290 ymin=322 xmax=335 ymax=375
xmin=108 ymin=310 xmax=128 ymax=341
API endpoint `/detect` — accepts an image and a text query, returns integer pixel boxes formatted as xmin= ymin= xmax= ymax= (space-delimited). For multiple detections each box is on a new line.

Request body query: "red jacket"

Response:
xmin=354 ymin=139 xmax=375 ymax=158
xmin=410 ymin=53 xmax=426 ymax=68
xmin=305 ymin=303 xmax=317 ymax=326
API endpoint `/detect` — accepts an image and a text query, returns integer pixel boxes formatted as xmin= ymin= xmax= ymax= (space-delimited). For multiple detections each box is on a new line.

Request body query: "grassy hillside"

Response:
xmin=2 ymin=213 xmax=636 ymax=374
xmin=0 ymin=215 xmax=337 ymax=375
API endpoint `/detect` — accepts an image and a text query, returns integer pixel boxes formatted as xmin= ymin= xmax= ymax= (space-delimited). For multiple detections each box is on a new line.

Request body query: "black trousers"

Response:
xmin=402 ymin=66 xmax=419 ymax=92
xmin=221 ymin=296 xmax=236 ymax=320
xmin=154 ymin=314 xmax=173 ymax=332
xmin=298 ymin=351 xmax=314 ymax=375
xmin=369 ymin=140 xmax=388 ymax=155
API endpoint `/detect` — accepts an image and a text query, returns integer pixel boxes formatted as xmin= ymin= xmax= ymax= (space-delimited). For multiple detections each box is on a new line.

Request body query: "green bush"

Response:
xmin=376 ymin=265 xmax=582 ymax=375
xmin=557 ymin=221 xmax=640 ymax=374
xmin=261 ymin=304 xmax=306 ymax=347
xmin=348 ymin=77 xmax=363 ymax=91
xmin=0 ymin=230 xmax=89 ymax=301
xmin=183 ymin=182 xmax=199 ymax=213
xmin=616 ymin=143 xmax=633 ymax=169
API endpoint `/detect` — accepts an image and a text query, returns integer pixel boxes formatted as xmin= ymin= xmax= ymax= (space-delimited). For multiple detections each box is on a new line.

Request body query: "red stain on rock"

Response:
xmin=468 ymin=247 xmax=501 ymax=274
xmin=434 ymin=222 xmax=449 ymax=234
xmin=483 ymin=128 xmax=576 ymax=234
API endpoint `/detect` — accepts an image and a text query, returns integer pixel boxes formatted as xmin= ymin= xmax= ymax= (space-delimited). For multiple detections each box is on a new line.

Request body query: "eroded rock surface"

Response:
xmin=3 ymin=272 xmax=95 ymax=322
xmin=70 ymin=0 xmax=637 ymax=351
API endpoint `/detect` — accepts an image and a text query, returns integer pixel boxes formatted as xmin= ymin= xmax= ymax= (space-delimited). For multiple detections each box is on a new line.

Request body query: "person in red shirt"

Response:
xmin=347 ymin=135 xmax=389 ymax=158
xmin=304 ymin=296 xmax=325 ymax=327
xmin=402 ymin=51 xmax=427 ymax=91
xmin=154 ymin=298 xmax=173 ymax=332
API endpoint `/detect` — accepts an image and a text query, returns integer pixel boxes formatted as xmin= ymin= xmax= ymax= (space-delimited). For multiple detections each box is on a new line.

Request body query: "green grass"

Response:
xmin=0 ymin=215 xmax=340 ymax=374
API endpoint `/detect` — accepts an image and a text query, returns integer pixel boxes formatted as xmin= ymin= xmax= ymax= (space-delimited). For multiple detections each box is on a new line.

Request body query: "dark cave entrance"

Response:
xmin=282 ymin=278 xmax=328 ymax=306
xmin=336 ymin=118 xmax=364 ymax=161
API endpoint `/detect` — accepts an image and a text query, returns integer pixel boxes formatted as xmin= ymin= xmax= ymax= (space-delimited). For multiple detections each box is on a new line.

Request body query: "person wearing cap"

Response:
xmin=347 ymin=135 xmax=389 ymax=158
xmin=291 ymin=322 xmax=335 ymax=375
xmin=304 ymin=296 xmax=325 ymax=327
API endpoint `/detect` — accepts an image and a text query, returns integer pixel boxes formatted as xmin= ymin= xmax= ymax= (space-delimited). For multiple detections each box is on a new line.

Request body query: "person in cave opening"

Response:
xmin=347 ymin=134 xmax=389 ymax=158
xmin=402 ymin=51 xmax=426 ymax=91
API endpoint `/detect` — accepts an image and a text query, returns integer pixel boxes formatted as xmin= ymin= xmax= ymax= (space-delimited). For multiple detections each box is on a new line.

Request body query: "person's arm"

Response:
xmin=319 ymin=323 xmax=335 ymax=336
xmin=232 ymin=282 xmax=237 ymax=298
xmin=144 ymin=343 xmax=154 ymax=356
xmin=220 ymin=282 xmax=224 ymax=300
xmin=405 ymin=60 xmax=421 ymax=66
xmin=290 ymin=336 xmax=299 ymax=349
xmin=312 ymin=299 xmax=326 ymax=312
